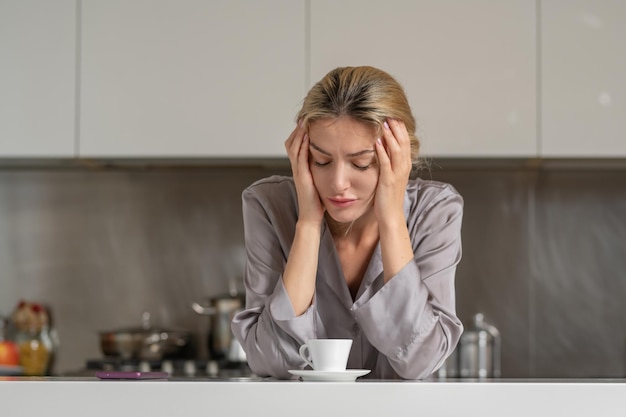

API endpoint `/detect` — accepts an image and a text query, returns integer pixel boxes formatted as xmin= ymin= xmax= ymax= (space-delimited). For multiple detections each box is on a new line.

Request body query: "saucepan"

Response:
xmin=99 ymin=312 xmax=192 ymax=361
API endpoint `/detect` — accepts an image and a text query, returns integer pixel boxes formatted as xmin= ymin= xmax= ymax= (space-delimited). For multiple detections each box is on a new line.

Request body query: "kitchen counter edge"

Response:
xmin=2 ymin=377 xmax=625 ymax=417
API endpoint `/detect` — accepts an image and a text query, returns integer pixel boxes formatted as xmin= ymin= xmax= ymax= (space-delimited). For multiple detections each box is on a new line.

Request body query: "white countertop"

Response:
xmin=2 ymin=377 xmax=625 ymax=417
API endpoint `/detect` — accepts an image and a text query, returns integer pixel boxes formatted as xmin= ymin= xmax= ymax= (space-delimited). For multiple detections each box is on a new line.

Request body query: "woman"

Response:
xmin=231 ymin=66 xmax=463 ymax=379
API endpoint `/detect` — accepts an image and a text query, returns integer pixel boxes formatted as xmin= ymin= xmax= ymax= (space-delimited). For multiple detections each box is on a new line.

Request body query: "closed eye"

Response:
xmin=313 ymin=161 xmax=370 ymax=170
xmin=352 ymin=156 xmax=376 ymax=170
xmin=313 ymin=160 xmax=331 ymax=167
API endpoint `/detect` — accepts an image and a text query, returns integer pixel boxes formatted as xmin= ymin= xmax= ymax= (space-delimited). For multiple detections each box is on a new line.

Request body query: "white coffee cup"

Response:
xmin=298 ymin=339 xmax=353 ymax=371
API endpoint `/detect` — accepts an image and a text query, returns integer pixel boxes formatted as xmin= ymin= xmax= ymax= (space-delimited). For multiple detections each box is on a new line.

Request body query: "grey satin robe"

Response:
xmin=231 ymin=175 xmax=464 ymax=380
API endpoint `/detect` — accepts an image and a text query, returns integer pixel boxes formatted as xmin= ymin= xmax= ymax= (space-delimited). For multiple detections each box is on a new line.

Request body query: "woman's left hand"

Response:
xmin=373 ymin=118 xmax=412 ymax=221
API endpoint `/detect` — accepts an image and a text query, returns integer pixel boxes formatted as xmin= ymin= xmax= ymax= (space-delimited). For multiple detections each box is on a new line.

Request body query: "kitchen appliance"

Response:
xmin=458 ymin=313 xmax=501 ymax=378
xmin=99 ymin=312 xmax=193 ymax=361
xmin=191 ymin=292 xmax=246 ymax=364
xmin=73 ymin=356 xmax=253 ymax=379
xmin=437 ymin=313 xmax=501 ymax=379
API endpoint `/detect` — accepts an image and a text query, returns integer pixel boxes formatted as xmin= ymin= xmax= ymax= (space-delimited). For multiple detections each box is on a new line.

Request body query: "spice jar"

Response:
xmin=11 ymin=301 xmax=56 ymax=376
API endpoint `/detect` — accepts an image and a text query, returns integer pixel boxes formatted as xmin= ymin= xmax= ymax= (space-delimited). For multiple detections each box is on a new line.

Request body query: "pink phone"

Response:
xmin=95 ymin=371 xmax=169 ymax=380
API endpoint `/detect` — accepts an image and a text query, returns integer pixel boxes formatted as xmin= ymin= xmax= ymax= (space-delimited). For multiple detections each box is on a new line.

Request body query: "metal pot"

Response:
xmin=191 ymin=293 xmax=245 ymax=362
xmin=99 ymin=312 xmax=191 ymax=361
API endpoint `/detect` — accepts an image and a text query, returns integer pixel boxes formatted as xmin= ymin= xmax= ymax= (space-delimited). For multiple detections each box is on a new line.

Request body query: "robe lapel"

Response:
xmin=354 ymin=241 xmax=383 ymax=301
xmin=318 ymin=221 xmax=383 ymax=307
xmin=317 ymin=221 xmax=353 ymax=308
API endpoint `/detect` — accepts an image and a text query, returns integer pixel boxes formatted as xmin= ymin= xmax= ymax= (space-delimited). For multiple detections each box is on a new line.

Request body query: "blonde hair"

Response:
xmin=297 ymin=66 xmax=421 ymax=167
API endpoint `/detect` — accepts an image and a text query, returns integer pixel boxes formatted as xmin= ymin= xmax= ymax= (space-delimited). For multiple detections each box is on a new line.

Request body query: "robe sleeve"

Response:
xmin=231 ymin=182 xmax=324 ymax=379
xmin=352 ymin=184 xmax=464 ymax=379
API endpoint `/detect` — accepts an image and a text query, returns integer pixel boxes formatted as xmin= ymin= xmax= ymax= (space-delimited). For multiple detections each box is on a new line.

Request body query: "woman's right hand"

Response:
xmin=284 ymin=122 xmax=325 ymax=225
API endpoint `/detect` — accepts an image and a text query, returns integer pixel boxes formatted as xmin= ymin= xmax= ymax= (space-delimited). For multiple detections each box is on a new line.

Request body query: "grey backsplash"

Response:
xmin=1 ymin=161 xmax=625 ymax=378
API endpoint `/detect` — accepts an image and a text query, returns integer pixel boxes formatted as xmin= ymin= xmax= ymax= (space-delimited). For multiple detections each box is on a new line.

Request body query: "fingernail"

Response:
xmin=376 ymin=138 xmax=382 ymax=145
xmin=383 ymin=121 xmax=390 ymax=130
xmin=304 ymin=133 xmax=309 ymax=141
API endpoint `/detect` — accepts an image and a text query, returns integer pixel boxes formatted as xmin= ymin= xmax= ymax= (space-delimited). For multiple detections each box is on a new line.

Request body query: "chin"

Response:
xmin=325 ymin=207 xmax=366 ymax=225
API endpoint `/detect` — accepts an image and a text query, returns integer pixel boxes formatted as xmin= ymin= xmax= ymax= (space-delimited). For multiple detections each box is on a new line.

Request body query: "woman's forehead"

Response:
xmin=309 ymin=117 xmax=376 ymax=139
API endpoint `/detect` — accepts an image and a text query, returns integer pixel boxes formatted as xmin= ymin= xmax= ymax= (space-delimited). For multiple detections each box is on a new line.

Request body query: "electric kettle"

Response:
xmin=458 ymin=313 xmax=501 ymax=378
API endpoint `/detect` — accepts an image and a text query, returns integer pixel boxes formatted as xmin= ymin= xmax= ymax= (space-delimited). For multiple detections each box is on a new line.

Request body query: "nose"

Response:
xmin=330 ymin=162 xmax=350 ymax=193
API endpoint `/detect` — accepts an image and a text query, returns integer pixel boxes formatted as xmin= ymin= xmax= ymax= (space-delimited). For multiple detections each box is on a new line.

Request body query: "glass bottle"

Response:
xmin=15 ymin=327 xmax=53 ymax=376
xmin=12 ymin=301 xmax=54 ymax=376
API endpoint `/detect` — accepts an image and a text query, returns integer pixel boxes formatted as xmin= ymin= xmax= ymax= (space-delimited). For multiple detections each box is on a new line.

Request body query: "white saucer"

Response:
xmin=288 ymin=369 xmax=370 ymax=382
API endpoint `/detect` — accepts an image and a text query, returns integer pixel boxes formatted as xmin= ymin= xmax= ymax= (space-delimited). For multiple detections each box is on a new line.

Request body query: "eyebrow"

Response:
xmin=309 ymin=142 xmax=375 ymax=158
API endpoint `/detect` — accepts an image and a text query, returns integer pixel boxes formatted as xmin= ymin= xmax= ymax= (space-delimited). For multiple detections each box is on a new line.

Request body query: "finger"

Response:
xmin=384 ymin=119 xmax=411 ymax=168
xmin=284 ymin=122 xmax=305 ymax=153
xmin=285 ymin=135 xmax=299 ymax=165
xmin=381 ymin=119 xmax=401 ymax=152
xmin=381 ymin=120 xmax=403 ymax=168
xmin=387 ymin=119 xmax=410 ymax=146
xmin=375 ymin=138 xmax=391 ymax=174
xmin=286 ymin=126 xmax=305 ymax=162
xmin=298 ymin=133 xmax=310 ymax=168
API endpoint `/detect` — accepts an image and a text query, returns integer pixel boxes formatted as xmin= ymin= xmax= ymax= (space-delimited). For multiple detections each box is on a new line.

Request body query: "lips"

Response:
xmin=327 ymin=197 xmax=357 ymax=208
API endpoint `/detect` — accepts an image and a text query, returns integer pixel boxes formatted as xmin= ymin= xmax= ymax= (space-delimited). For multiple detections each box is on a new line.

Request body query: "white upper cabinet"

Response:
xmin=6 ymin=1 xmax=624 ymax=159
xmin=541 ymin=0 xmax=626 ymax=157
xmin=80 ymin=1 xmax=306 ymax=158
xmin=0 ymin=0 xmax=76 ymax=157
xmin=309 ymin=0 xmax=537 ymax=158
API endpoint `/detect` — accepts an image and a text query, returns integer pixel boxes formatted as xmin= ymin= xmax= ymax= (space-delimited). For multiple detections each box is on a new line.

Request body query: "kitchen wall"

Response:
xmin=1 ymin=160 xmax=625 ymax=378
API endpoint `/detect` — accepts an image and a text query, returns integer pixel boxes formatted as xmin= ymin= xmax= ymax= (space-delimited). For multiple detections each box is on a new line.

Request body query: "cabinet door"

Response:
xmin=541 ymin=0 xmax=626 ymax=157
xmin=0 ymin=0 xmax=76 ymax=157
xmin=80 ymin=0 xmax=305 ymax=158
xmin=310 ymin=0 xmax=537 ymax=158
